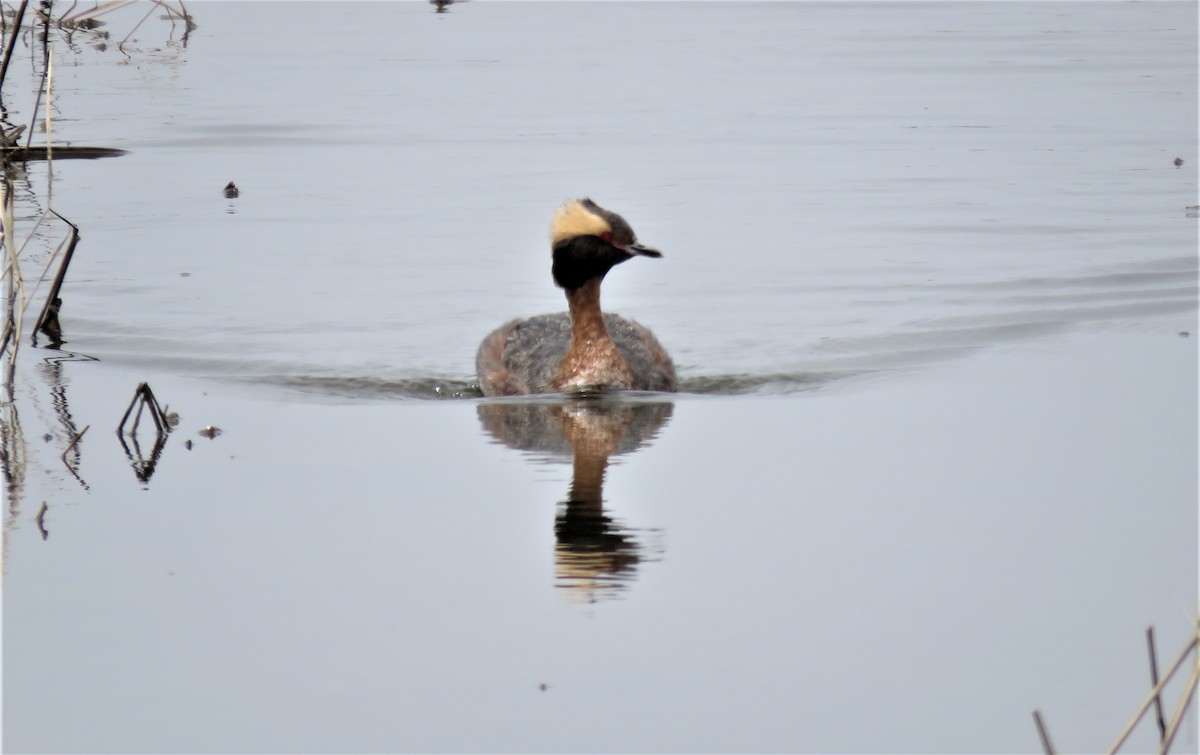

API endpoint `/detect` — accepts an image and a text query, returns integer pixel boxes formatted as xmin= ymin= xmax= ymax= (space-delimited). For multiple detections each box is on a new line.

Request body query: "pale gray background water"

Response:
xmin=2 ymin=2 xmax=1196 ymax=753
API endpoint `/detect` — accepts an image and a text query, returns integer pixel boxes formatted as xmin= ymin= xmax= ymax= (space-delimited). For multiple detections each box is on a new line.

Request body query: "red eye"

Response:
xmin=600 ymin=231 xmax=613 ymax=243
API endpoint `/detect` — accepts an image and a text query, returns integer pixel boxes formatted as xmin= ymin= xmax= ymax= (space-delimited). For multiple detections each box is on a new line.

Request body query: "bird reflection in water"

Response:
xmin=477 ymin=396 xmax=672 ymax=603
xmin=429 ymin=0 xmax=469 ymax=13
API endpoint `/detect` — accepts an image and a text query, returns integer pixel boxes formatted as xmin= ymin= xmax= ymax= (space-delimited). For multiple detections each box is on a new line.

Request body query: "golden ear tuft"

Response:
xmin=550 ymin=198 xmax=612 ymax=247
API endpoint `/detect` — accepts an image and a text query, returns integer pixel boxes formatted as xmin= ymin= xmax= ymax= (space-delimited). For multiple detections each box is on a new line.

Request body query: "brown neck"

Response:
xmin=553 ymin=278 xmax=633 ymax=389
xmin=565 ymin=278 xmax=610 ymax=345
xmin=556 ymin=403 xmax=624 ymax=506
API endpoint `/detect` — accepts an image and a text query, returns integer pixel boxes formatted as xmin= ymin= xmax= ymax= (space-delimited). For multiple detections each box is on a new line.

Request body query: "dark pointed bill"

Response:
xmin=627 ymin=242 xmax=662 ymax=258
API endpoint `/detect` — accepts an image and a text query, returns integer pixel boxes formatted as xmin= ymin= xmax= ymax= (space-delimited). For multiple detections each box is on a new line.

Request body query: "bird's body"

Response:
xmin=476 ymin=199 xmax=677 ymax=396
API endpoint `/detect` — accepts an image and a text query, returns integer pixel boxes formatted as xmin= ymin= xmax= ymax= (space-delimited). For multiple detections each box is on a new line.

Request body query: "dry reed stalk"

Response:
xmin=24 ymin=0 xmax=52 ymax=151
xmin=1107 ymin=630 xmax=1199 ymax=754
xmin=1159 ymin=659 xmax=1199 ymax=755
xmin=61 ymin=0 xmax=142 ymax=26
xmin=118 ymin=383 xmax=171 ymax=438
xmin=0 ymin=0 xmax=29 ymax=89
xmin=32 ymin=211 xmax=78 ymax=345
xmin=1156 ymin=652 xmax=1195 ymax=753
xmin=0 ymin=176 xmax=25 ymax=389
xmin=7 ymin=213 xmax=74 ymax=331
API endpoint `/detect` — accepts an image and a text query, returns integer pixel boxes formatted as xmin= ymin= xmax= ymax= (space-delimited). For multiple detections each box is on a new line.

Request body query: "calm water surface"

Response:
xmin=2 ymin=2 xmax=1196 ymax=753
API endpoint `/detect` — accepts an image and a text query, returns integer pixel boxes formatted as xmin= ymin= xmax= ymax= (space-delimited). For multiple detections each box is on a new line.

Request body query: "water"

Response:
xmin=11 ymin=0 xmax=1196 ymax=395
xmin=2 ymin=2 xmax=1197 ymax=753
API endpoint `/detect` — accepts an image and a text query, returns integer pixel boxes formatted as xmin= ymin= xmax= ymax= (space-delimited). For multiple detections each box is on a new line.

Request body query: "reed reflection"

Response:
xmin=40 ymin=349 xmax=97 ymax=489
xmin=477 ymin=396 xmax=672 ymax=603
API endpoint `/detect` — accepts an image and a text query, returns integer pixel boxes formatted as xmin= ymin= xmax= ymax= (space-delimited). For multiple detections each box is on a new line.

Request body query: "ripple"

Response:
xmin=269 ymin=375 xmax=483 ymax=400
xmin=260 ymin=369 xmax=858 ymax=401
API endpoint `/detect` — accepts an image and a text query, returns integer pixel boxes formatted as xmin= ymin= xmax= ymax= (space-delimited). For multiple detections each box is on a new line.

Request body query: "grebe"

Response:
xmin=476 ymin=198 xmax=677 ymax=396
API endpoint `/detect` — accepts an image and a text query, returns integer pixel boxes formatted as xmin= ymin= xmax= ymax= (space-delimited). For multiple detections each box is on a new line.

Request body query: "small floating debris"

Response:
xmin=1179 ymin=331 xmax=1190 ymax=338
xmin=1186 ymin=206 xmax=1199 ymax=218
xmin=1173 ymin=157 xmax=1184 ymax=168
xmin=223 ymin=181 xmax=239 ymax=199
xmin=198 ymin=426 xmax=222 ymax=439
xmin=36 ymin=502 xmax=49 ymax=541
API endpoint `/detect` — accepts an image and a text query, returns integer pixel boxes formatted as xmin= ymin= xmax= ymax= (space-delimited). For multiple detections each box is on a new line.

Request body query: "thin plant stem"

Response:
xmin=1148 ymin=626 xmax=1169 ymax=743
xmin=118 ymin=2 xmax=160 ymax=56
xmin=62 ymin=0 xmax=138 ymax=25
xmin=1 ymin=177 xmax=25 ymax=385
xmin=32 ymin=211 xmax=78 ymax=343
xmin=59 ymin=423 xmax=87 ymax=463
xmin=1033 ymin=710 xmax=1056 ymax=755
xmin=24 ymin=5 xmax=50 ymax=151
xmin=0 ymin=0 xmax=30 ymax=90
xmin=15 ymin=219 xmax=67 ymax=322
xmin=1159 ymin=659 xmax=1200 ymax=755
xmin=118 ymin=383 xmax=170 ymax=438
xmin=45 ymin=36 xmax=54 ymax=202
xmin=1108 ymin=632 xmax=1200 ymax=754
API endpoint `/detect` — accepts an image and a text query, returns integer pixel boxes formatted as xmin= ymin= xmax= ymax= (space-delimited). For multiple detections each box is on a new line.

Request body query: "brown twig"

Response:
xmin=1033 ymin=710 xmax=1056 ymax=755
xmin=32 ymin=210 xmax=79 ymax=345
xmin=60 ymin=423 xmax=88 ymax=463
xmin=118 ymin=383 xmax=170 ymax=438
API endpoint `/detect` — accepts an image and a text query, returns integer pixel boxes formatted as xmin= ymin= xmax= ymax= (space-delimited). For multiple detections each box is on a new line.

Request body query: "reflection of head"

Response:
xmin=476 ymin=398 xmax=672 ymax=602
xmin=554 ymin=501 xmax=644 ymax=605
